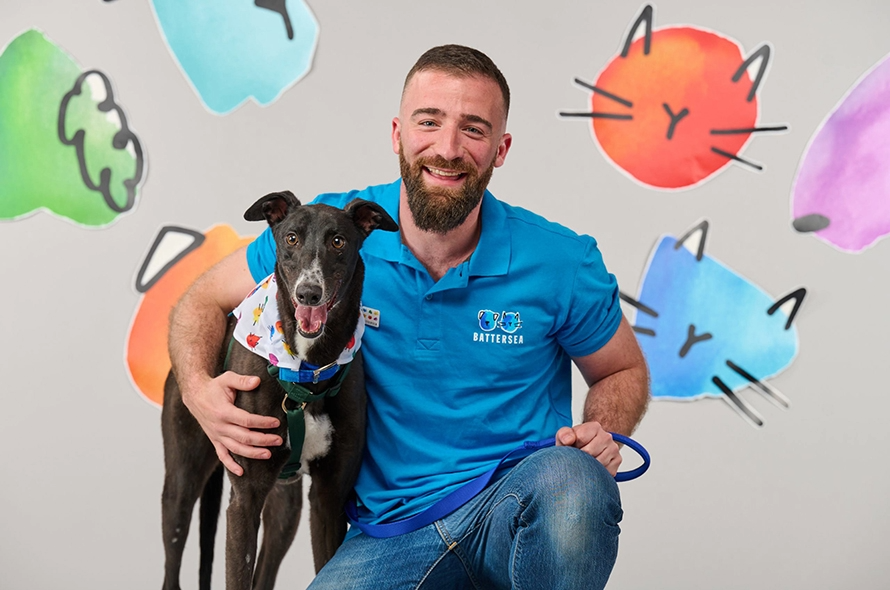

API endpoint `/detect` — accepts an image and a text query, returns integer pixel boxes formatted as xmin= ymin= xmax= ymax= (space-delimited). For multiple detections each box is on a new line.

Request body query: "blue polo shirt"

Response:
xmin=246 ymin=179 xmax=621 ymax=526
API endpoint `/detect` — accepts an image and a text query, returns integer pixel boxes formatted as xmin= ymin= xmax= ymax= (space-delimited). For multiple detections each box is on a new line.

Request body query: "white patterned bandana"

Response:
xmin=232 ymin=273 xmax=363 ymax=381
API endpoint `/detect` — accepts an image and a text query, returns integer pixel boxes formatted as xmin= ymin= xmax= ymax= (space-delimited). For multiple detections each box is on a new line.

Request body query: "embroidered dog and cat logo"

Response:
xmin=475 ymin=310 xmax=523 ymax=343
xmin=560 ymin=4 xmax=787 ymax=190
xmin=622 ymin=221 xmax=806 ymax=427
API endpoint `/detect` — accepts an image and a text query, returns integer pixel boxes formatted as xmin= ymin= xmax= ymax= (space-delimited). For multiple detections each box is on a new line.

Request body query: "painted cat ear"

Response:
xmin=674 ymin=220 xmax=709 ymax=261
xmin=621 ymin=4 xmax=653 ymax=58
xmin=732 ymin=44 xmax=771 ymax=103
xmin=767 ymin=287 xmax=806 ymax=330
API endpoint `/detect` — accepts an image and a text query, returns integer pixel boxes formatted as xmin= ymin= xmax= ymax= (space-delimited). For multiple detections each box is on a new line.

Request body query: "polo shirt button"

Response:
xmin=425 ymin=294 xmax=432 ymax=300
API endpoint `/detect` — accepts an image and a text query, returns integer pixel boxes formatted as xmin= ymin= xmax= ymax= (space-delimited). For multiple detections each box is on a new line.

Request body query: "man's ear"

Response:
xmin=244 ymin=191 xmax=301 ymax=225
xmin=345 ymin=199 xmax=399 ymax=236
xmin=391 ymin=117 xmax=402 ymax=155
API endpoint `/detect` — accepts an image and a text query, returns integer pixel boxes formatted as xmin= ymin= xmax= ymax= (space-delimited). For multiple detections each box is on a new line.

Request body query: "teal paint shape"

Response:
xmin=150 ymin=0 xmax=319 ymax=115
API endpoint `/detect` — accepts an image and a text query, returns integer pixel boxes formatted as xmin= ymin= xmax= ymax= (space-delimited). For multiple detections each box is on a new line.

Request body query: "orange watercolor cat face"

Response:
xmin=561 ymin=5 xmax=787 ymax=190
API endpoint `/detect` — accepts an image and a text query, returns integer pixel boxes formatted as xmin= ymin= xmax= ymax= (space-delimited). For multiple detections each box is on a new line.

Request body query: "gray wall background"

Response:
xmin=2 ymin=1 xmax=888 ymax=588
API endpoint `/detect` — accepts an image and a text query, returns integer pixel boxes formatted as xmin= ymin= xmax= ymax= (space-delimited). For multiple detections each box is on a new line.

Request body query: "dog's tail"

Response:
xmin=198 ymin=465 xmax=224 ymax=590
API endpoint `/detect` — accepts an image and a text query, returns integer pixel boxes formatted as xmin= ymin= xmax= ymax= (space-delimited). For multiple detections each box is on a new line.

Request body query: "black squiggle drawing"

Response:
xmin=57 ymin=70 xmax=145 ymax=214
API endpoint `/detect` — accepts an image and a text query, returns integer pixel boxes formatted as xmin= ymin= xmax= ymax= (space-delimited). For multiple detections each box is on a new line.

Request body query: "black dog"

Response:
xmin=161 ymin=191 xmax=397 ymax=590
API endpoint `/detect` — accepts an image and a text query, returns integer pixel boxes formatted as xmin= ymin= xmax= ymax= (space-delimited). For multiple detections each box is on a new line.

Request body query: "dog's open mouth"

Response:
xmin=292 ymin=283 xmax=339 ymax=338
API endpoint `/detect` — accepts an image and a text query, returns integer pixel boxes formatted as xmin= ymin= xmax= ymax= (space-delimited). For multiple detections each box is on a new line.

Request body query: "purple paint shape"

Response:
xmin=792 ymin=53 xmax=890 ymax=253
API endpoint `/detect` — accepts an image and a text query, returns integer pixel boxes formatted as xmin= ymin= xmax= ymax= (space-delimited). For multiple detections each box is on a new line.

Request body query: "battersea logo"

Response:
xmin=474 ymin=309 xmax=524 ymax=344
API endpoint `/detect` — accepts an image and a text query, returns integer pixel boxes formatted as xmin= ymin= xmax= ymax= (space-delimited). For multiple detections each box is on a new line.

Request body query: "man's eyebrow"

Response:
xmin=410 ymin=108 xmax=493 ymax=130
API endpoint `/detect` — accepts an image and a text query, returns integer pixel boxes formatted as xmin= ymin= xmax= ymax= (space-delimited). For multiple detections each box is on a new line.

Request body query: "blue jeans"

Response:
xmin=309 ymin=446 xmax=623 ymax=589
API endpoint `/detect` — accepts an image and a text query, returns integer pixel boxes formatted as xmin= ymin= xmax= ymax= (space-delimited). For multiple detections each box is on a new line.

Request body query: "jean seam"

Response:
xmin=435 ymin=520 xmax=488 ymax=589
xmin=414 ymin=524 xmax=453 ymax=590
xmin=456 ymin=491 xmax=525 ymax=545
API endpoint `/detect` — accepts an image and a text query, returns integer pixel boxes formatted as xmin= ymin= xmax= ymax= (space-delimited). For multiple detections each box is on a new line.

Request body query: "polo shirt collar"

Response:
xmin=361 ymin=178 xmax=511 ymax=279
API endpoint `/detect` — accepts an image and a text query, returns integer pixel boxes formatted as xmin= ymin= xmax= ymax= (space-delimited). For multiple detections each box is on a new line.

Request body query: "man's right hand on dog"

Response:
xmin=182 ymin=371 xmax=282 ymax=477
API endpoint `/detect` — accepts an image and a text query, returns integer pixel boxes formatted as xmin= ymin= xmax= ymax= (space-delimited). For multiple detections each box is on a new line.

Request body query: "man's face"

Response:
xmin=393 ymin=70 xmax=512 ymax=233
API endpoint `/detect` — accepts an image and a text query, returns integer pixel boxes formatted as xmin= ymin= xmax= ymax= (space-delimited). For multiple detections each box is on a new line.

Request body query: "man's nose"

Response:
xmin=434 ymin=125 xmax=463 ymax=162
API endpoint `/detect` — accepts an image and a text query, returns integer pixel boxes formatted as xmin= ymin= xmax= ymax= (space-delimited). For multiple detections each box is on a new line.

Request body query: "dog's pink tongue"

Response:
xmin=295 ymin=304 xmax=327 ymax=334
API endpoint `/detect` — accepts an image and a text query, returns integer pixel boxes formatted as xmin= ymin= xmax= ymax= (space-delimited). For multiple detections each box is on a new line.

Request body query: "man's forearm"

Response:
xmin=168 ymin=287 xmax=230 ymax=396
xmin=582 ymin=364 xmax=650 ymax=436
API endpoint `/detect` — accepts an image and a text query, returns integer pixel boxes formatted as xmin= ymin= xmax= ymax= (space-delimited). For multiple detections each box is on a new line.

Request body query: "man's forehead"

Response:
xmin=400 ymin=70 xmax=507 ymax=123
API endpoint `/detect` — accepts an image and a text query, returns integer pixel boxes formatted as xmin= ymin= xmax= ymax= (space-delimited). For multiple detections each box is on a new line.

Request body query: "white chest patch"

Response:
xmin=296 ymin=412 xmax=334 ymax=475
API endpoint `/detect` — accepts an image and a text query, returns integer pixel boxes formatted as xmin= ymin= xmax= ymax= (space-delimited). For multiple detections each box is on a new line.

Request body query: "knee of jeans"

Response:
xmin=522 ymin=447 xmax=623 ymax=540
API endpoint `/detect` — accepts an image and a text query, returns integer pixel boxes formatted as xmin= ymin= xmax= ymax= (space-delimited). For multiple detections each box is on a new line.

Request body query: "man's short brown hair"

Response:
xmin=403 ymin=44 xmax=511 ymax=117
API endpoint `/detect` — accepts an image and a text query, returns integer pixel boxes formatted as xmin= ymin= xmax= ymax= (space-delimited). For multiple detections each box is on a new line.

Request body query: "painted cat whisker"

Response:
xmin=710 ymin=147 xmax=764 ymax=171
xmin=712 ymin=376 xmax=764 ymax=427
xmin=726 ymin=360 xmax=791 ymax=409
xmin=619 ymin=292 xmax=659 ymax=317
xmin=711 ymin=125 xmax=788 ymax=135
xmin=633 ymin=327 xmax=656 ymax=337
xmin=559 ymin=111 xmax=633 ymax=120
xmin=572 ymin=78 xmax=634 ymax=108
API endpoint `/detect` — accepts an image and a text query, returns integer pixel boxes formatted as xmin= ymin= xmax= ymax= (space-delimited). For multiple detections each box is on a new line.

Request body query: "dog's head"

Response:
xmin=245 ymin=190 xmax=398 ymax=338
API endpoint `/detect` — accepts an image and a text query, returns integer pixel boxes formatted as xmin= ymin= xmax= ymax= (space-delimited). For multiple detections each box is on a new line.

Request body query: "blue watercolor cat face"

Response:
xmin=626 ymin=222 xmax=806 ymax=427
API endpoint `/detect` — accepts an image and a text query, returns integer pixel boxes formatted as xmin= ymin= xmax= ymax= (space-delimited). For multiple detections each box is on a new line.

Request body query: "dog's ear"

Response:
xmin=244 ymin=191 xmax=301 ymax=225
xmin=345 ymin=199 xmax=399 ymax=236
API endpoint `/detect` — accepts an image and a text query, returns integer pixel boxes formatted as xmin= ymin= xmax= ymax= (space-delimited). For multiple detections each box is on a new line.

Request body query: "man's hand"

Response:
xmin=182 ymin=371 xmax=282 ymax=476
xmin=555 ymin=421 xmax=622 ymax=476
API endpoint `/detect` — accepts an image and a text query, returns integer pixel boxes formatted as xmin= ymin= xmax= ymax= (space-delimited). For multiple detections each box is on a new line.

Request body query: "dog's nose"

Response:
xmin=295 ymin=284 xmax=323 ymax=307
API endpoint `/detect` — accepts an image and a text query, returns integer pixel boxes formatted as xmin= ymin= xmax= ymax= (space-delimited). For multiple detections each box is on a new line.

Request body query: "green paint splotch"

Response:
xmin=0 ymin=29 xmax=144 ymax=227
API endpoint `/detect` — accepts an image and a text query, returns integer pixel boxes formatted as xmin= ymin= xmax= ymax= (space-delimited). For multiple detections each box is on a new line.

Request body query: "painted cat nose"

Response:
xmin=792 ymin=213 xmax=830 ymax=233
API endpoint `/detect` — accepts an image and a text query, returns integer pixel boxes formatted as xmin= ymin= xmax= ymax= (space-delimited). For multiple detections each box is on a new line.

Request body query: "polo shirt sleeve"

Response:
xmin=245 ymin=227 xmax=276 ymax=283
xmin=556 ymin=238 xmax=623 ymax=358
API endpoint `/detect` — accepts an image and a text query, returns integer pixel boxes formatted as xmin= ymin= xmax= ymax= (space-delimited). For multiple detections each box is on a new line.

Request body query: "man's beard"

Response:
xmin=399 ymin=145 xmax=495 ymax=234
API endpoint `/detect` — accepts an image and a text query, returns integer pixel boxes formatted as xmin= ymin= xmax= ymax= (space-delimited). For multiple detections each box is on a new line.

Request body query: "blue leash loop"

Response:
xmin=345 ymin=432 xmax=650 ymax=538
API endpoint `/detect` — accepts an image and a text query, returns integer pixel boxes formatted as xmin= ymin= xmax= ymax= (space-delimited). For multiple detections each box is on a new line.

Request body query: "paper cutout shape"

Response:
xmin=126 ymin=225 xmax=254 ymax=406
xmin=791 ymin=53 xmax=890 ymax=253
xmin=623 ymin=221 xmax=806 ymax=427
xmin=0 ymin=29 xmax=144 ymax=227
xmin=149 ymin=0 xmax=319 ymax=114
xmin=560 ymin=4 xmax=787 ymax=190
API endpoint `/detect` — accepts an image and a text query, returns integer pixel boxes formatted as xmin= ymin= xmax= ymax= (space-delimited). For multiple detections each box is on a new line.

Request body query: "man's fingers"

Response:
xmin=219 ymin=371 xmax=261 ymax=392
xmin=555 ymin=426 xmax=576 ymax=446
xmin=229 ymin=405 xmax=280 ymax=430
xmin=213 ymin=442 xmax=243 ymax=476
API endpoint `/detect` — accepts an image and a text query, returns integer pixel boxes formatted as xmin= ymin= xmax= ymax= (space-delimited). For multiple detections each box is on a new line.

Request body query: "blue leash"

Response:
xmin=345 ymin=432 xmax=650 ymax=538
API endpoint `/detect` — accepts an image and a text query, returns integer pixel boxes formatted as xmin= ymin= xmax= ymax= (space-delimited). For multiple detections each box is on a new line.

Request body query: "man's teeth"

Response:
xmin=428 ymin=167 xmax=461 ymax=177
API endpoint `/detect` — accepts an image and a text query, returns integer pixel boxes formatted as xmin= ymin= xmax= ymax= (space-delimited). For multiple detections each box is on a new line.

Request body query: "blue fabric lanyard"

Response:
xmin=345 ymin=432 xmax=650 ymax=539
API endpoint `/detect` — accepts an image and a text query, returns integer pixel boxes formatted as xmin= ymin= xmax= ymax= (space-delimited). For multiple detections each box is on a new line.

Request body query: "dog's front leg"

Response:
xmin=252 ymin=477 xmax=304 ymax=590
xmin=225 ymin=460 xmax=281 ymax=590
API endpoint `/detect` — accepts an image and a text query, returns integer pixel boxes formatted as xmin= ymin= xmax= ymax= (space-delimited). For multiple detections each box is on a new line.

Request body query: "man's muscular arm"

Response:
xmin=557 ymin=316 xmax=650 ymax=476
xmin=168 ymin=247 xmax=281 ymax=476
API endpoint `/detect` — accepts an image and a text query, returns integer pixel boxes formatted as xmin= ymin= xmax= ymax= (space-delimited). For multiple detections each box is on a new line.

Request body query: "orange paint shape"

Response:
xmin=125 ymin=225 xmax=254 ymax=406
xmin=592 ymin=28 xmax=758 ymax=189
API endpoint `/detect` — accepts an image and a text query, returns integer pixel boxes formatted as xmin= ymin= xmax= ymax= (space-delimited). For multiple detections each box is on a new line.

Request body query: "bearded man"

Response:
xmin=169 ymin=44 xmax=649 ymax=589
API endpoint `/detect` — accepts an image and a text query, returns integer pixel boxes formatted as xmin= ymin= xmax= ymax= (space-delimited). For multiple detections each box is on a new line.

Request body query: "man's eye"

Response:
xmin=286 ymin=233 xmax=299 ymax=246
xmin=331 ymin=236 xmax=346 ymax=249
xmin=466 ymin=126 xmax=482 ymax=134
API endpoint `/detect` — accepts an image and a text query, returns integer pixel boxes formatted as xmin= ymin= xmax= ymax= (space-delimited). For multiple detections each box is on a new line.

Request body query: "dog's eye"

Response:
xmin=331 ymin=236 xmax=346 ymax=249
xmin=285 ymin=233 xmax=299 ymax=246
